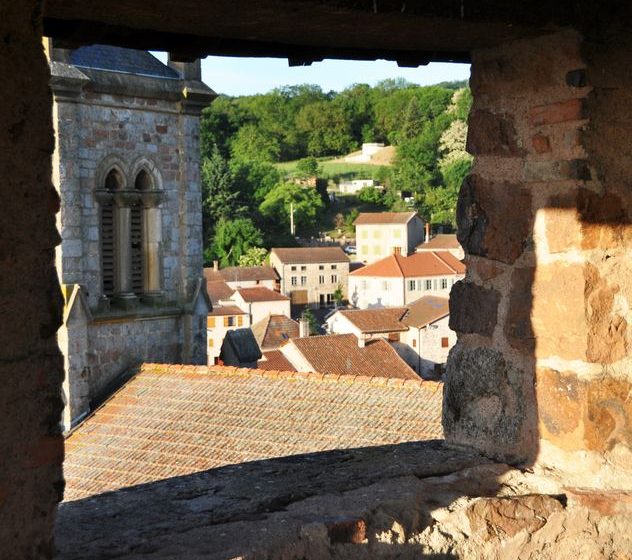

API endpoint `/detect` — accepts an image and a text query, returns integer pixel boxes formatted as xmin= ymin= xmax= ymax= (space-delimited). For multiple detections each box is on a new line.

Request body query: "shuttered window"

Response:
xmin=100 ymin=201 xmax=115 ymax=298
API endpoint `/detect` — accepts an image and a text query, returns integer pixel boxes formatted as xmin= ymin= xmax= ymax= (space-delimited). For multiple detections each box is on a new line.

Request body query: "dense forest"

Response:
xmin=199 ymin=78 xmax=472 ymax=266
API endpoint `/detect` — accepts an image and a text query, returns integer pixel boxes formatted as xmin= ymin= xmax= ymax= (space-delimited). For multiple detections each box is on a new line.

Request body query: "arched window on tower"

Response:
xmin=100 ymin=169 xmax=122 ymax=298
xmin=130 ymin=171 xmax=148 ymax=298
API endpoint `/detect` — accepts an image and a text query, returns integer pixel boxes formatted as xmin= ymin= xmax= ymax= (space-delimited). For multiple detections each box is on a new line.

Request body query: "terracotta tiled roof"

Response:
xmin=350 ymin=251 xmax=465 ymax=278
xmin=416 ymin=234 xmax=461 ymax=251
xmin=338 ymin=307 xmax=409 ymax=334
xmin=403 ymin=296 xmax=450 ymax=328
xmin=236 ymin=287 xmax=289 ymax=303
xmin=205 ymin=280 xmax=234 ymax=305
xmin=353 ymin=211 xmax=418 ymax=225
xmin=288 ymin=334 xmax=419 ymax=380
xmin=203 ymin=268 xmax=223 ymax=282
xmin=271 ymin=247 xmax=349 ymax=264
xmin=208 ymin=305 xmax=247 ymax=317
xmin=206 ymin=265 xmax=278 ymax=283
xmin=257 ymin=350 xmax=296 ymax=371
xmin=252 ymin=314 xmax=299 ymax=350
xmin=63 ymin=363 xmax=443 ymax=501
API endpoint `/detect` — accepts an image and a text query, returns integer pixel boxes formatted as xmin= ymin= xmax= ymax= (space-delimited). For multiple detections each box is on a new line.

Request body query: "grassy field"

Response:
xmin=276 ymin=159 xmax=383 ymax=183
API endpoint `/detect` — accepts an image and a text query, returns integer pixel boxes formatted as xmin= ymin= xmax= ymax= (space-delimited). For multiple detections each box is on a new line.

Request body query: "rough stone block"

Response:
xmin=457 ymin=175 xmax=534 ymax=265
xmin=505 ymin=267 xmax=535 ymax=352
xmin=531 ymin=134 xmax=551 ymax=153
xmin=467 ymin=110 xmax=524 ymax=156
xmin=443 ymin=345 xmax=534 ymax=463
xmin=537 ymin=368 xmax=632 ymax=453
xmin=449 ymin=281 xmax=500 ymax=337
xmin=532 ymin=263 xmax=588 ymax=360
xmin=530 ymin=98 xmax=585 ymax=126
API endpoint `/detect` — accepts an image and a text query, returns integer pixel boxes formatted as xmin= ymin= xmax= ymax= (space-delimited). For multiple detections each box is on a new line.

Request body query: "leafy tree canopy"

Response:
xmin=259 ymin=182 xmax=324 ymax=234
xmin=207 ymin=217 xmax=264 ymax=267
xmin=238 ymin=247 xmax=268 ymax=267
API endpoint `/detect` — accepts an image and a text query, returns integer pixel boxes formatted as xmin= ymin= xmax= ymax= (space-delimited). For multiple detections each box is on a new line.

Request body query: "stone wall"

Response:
xmin=0 ymin=3 xmax=65 ymax=557
xmin=445 ymin=29 xmax=632 ymax=488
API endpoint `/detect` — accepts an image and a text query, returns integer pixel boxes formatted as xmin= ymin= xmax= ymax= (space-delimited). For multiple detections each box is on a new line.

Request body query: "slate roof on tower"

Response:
xmin=70 ymin=45 xmax=181 ymax=79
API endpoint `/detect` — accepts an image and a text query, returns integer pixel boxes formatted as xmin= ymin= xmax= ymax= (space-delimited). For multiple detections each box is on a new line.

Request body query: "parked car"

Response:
xmin=344 ymin=245 xmax=356 ymax=255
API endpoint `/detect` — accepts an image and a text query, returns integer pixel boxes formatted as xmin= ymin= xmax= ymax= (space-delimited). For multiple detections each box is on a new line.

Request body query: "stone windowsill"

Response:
xmin=90 ymin=302 xmax=185 ymax=323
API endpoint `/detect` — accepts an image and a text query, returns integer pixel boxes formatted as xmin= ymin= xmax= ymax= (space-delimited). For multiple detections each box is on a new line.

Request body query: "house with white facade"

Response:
xmin=270 ymin=247 xmax=349 ymax=307
xmin=348 ymin=251 xmax=465 ymax=309
xmin=338 ymin=179 xmax=378 ymax=194
xmin=231 ymin=287 xmax=291 ymax=325
xmin=397 ymin=296 xmax=454 ymax=378
xmin=325 ymin=307 xmax=408 ymax=342
xmin=354 ymin=212 xmax=425 ymax=263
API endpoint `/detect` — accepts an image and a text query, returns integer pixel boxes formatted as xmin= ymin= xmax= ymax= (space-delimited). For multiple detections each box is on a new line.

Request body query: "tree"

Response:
xmin=357 ymin=186 xmax=384 ymax=205
xmin=295 ymin=156 xmax=321 ymax=178
xmin=296 ymin=101 xmax=355 ymax=157
xmin=301 ymin=308 xmax=319 ymax=335
xmin=259 ymin=182 xmax=324 ymax=234
xmin=333 ymin=284 xmax=344 ymax=307
xmin=208 ymin=218 xmax=264 ymax=267
xmin=401 ymin=96 xmax=424 ymax=141
xmin=231 ymin=123 xmax=280 ymax=163
xmin=238 ymin=247 xmax=268 ymax=267
xmin=201 ymin=146 xmax=247 ymax=245
xmin=231 ymin=159 xmax=281 ymax=207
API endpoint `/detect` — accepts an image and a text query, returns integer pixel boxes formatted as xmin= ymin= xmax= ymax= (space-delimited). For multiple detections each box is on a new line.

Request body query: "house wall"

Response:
xmin=270 ymin=254 xmax=349 ymax=307
xmin=398 ymin=315 xmax=455 ymax=376
xmin=325 ymin=312 xmax=362 ymax=337
xmin=231 ymin=292 xmax=290 ymax=324
xmin=406 ymin=216 xmax=426 ymax=254
xmin=278 ymin=342 xmax=313 ymax=372
xmin=350 ymin=274 xmax=460 ymax=309
xmin=356 ymin=223 xmax=408 ymax=263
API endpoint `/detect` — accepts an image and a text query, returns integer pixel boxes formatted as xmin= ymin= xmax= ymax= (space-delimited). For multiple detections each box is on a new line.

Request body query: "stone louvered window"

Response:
xmin=97 ymin=163 xmax=164 ymax=309
xmin=99 ymin=169 xmax=122 ymax=298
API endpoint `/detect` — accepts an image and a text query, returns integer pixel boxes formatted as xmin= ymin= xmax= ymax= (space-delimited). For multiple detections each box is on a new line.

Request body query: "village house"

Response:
xmin=398 ymin=296 xmax=453 ymax=378
xmin=326 ymin=297 xmax=454 ymax=377
xmin=278 ymin=333 xmax=419 ymax=380
xmin=50 ymin=44 xmax=215 ymax=429
xmin=354 ymin=211 xmax=425 ymax=263
xmin=270 ymin=247 xmax=350 ymax=307
xmin=231 ymin=287 xmax=291 ymax=325
xmin=338 ymin=178 xmax=377 ymax=194
xmin=416 ymin=233 xmax=465 ymax=260
xmin=204 ymin=263 xmax=277 ymax=290
xmin=348 ymin=251 xmax=465 ymax=309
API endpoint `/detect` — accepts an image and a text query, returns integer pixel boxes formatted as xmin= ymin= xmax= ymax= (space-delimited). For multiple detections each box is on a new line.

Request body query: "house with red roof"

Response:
xmin=348 ymin=250 xmax=465 ymax=309
xmin=231 ymin=286 xmax=291 ymax=324
xmin=416 ymin=233 xmax=464 ymax=260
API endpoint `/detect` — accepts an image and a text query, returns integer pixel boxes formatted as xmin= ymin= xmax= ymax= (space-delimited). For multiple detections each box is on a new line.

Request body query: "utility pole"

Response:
xmin=290 ymin=202 xmax=295 ymax=236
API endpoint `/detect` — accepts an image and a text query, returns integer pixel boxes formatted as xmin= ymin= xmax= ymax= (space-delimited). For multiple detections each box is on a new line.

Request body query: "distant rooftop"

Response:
xmin=63 ymin=363 xmax=442 ymax=501
xmin=208 ymin=305 xmax=247 ymax=317
xmin=417 ymin=234 xmax=462 ymax=251
xmin=205 ymin=280 xmax=234 ymax=305
xmin=271 ymin=247 xmax=349 ymax=265
xmin=252 ymin=314 xmax=299 ymax=350
xmin=289 ymin=334 xmax=419 ymax=380
xmin=70 ymin=45 xmax=181 ymax=79
xmin=204 ymin=265 xmax=277 ymax=284
xmin=235 ymin=287 xmax=290 ymax=303
xmin=403 ymin=296 xmax=450 ymax=328
xmin=337 ymin=307 xmax=409 ymax=334
xmin=257 ymin=350 xmax=296 ymax=372
xmin=354 ymin=211 xmax=419 ymax=225
xmin=350 ymin=251 xmax=465 ymax=278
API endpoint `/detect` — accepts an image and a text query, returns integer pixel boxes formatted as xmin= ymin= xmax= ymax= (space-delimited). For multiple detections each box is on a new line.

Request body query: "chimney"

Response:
xmin=425 ymin=222 xmax=431 ymax=243
xmin=357 ymin=335 xmax=366 ymax=348
xmin=299 ymin=315 xmax=310 ymax=338
xmin=167 ymin=54 xmax=202 ymax=81
xmin=213 ymin=260 xmax=219 ymax=272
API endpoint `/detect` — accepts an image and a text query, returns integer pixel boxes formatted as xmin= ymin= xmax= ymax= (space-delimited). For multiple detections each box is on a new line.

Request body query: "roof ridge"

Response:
xmin=140 ymin=362 xmax=433 ymax=391
xmin=430 ymin=251 xmax=458 ymax=273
